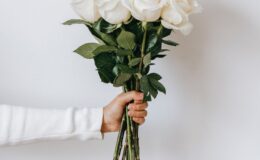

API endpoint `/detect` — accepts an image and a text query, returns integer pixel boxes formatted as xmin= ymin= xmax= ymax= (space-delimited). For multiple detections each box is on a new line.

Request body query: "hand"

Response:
xmin=101 ymin=91 xmax=148 ymax=133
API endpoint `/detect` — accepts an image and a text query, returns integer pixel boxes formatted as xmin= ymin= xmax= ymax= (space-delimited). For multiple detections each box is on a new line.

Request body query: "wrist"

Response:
xmin=101 ymin=107 xmax=112 ymax=133
xmin=101 ymin=107 xmax=119 ymax=133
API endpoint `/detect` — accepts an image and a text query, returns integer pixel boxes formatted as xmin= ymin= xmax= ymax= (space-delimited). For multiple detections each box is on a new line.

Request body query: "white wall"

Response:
xmin=0 ymin=0 xmax=260 ymax=160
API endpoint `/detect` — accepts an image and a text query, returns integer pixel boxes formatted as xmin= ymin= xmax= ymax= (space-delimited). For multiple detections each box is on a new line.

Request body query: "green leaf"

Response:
xmin=116 ymin=30 xmax=136 ymax=50
xmin=152 ymin=54 xmax=167 ymax=60
xmin=74 ymin=43 xmax=102 ymax=59
xmin=115 ymin=56 xmax=124 ymax=64
xmin=94 ymin=53 xmax=116 ymax=83
xmin=143 ymin=53 xmax=151 ymax=67
xmin=151 ymin=49 xmax=168 ymax=60
xmin=93 ymin=45 xmax=117 ymax=56
xmin=113 ymin=73 xmax=132 ymax=87
xmin=63 ymin=19 xmax=91 ymax=26
xmin=97 ymin=68 xmax=115 ymax=83
xmin=140 ymin=75 xmax=150 ymax=96
xmin=140 ymin=75 xmax=159 ymax=99
xmin=87 ymin=26 xmax=117 ymax=46
xmin=150 ymin=40 xmax=162 ymax=57
xmin=123 ymin=19 xmax=143 ymax=44
xmin=112 ymin=65 xmax=119 ymax=76
xmin=146 ymin=34 xmax=158 ymax=53
xmin=117 ymin=64 xmax=138 ymax=74
xmin=99 ymin=32 xmax=117 ymax=46
xmin=144 ymin=94 xmax=152 ymax=102
xmin=162 ymin=39 xmax=179 ymax=46
xmin=160 ymin=49 xmax=170 ymax=53
xmin=149 ymin=78 xmax=166 ymax=94
xmin=142 ymin=65 xmax=150 ymax=75
xmin=149 ymin=85 xmax=158 ymax=99
xmin=116 ymin=49 xmax=133 ymax=56
xmin=148 ymin=73 xmax=162 ymax=81
xmin=94 ymin=53 xmax=115 ymax=69
xmin=159 ymin=27 xmax=172 ymax=38
xmin=129 ymin=58 xmax=141 ymax=67
xmin=93 ymin=18 xmax=120 ymax=33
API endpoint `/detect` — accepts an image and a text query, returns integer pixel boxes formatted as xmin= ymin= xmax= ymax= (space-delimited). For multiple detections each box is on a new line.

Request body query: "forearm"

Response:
xmin=0 ymin=104 xmax=104 ymax=146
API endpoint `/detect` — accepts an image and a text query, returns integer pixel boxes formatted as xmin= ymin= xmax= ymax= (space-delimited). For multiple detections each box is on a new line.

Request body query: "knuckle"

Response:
xmin=135 ymin=104 xmax=142 ymax=110
xmin=132 ymin=91 xmax=143 ymax=99
xmin=131 ymin=111 xmax=136 ymax=117
xmin=116 ymin=93 xmax=123 ymax=99
xmin=136 ymin=104 xmax=145 ymax=110
xmin=131 ymin=91 xmax=139 ymax=96
xmin=142 ymin=103 xmax=148 ymax=109
xmin=138 ymin=112 xmax=143 ymax=117
xmin=128 ymin=104 xmax=134 ymax=110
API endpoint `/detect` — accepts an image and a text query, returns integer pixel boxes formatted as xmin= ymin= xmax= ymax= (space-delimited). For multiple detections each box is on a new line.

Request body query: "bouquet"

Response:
xmin=63 ymin=0 xmax=201 ymax=159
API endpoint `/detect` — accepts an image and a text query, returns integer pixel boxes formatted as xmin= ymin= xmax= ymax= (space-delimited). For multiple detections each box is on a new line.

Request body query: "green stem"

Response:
xmin=129 ymin=116 xmax=137 ymax=156
xmin=133 ymin=122 xmax=140 ymax=160
xmin=157 ymin=24 xmax=163 ymax=35
xmin=122 ymin=143 xmax=128 ymax=160
xmin=123 ymin=85 xmax=133 ymax=160
xmin=113 ymin=86 xmax=129 ymax=160
xmin=113 ymin=113 xmax=127 ymax=160
xmin=132 ymin=23 xmax=148 ymax=160
xmin=136 ymin=23 xmax=148 ymax=91
xmin=125 ymin=131 xmax=129 ymax=160
xmin=126 ymin=108 xmax=133 ymax=160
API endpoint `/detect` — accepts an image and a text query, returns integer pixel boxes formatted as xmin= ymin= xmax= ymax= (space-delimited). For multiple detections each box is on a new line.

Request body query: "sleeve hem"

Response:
xmin=87 ymin=107 xmax=104 ymax=140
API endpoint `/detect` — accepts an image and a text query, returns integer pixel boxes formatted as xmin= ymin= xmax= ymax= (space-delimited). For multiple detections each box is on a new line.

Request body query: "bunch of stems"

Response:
xmin=113 ymin=80 xmax=141 ymax=160
xmin=113 ymin=23 xmax=147 ymax=160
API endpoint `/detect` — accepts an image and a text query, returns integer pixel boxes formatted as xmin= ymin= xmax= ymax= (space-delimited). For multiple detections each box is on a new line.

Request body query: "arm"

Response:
xmin=0 ymin=91 xmax=148 ymax=146
xmin=0 ymin=104 xmax=104 ymax=146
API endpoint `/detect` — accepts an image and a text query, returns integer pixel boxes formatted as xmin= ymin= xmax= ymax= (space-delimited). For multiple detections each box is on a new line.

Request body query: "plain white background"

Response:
xmin=0 ymin=0 xmax=260 ymax=160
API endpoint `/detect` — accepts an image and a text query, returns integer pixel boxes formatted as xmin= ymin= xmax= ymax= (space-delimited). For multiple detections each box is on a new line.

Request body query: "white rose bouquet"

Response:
xmin=64 ymin=0 xmax=201 ymax=159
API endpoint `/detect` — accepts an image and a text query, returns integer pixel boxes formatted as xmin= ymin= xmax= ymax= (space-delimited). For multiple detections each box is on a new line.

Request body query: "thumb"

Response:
xmin=118 ymin=91 xmax=144 ymax=105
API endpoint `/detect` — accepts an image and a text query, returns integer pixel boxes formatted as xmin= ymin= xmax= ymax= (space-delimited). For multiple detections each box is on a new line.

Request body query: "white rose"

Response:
xmin=96 ymin=0 xmax=131 ymax=24
xmin=176 ymin=0 xmax=202 ymax=14
xmin=161 ymin=0 xmax=201 ymax=35
xmin=122 ymin=0 xmax=167 ymax=22
xmin=71 ymin=0 xmax=101 ymax=23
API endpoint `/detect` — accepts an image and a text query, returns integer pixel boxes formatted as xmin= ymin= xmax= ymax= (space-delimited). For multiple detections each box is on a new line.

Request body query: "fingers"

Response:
xmin=132 ymin=118 xmax=145 ymax=125
xmin=128 ymin=102 xmax=148 ymax=111
xmin=116 ymin=91 xmax=148 ymax=125
xmin=118 ymin=91 xmax=144 ymax=105
xmin=128 ymin=110 xmax=147 ymax=117
xmin=134 ymin=99 xmax=143 ymax=105
xmin=128 ymin=102 xmax=148 ymax=125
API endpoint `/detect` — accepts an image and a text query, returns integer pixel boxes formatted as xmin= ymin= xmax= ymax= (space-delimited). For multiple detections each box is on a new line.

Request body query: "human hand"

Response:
xmin=101 ymin=91 xmax=148 ymax=133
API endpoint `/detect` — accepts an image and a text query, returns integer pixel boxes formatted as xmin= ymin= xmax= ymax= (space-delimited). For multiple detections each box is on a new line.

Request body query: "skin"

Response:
xmin=101 ymin=91 xmax=148 ymax=133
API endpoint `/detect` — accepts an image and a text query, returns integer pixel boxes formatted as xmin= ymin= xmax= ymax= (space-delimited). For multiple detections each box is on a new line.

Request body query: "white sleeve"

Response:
xmin=0 ymin=104 xmax=104 ymax=146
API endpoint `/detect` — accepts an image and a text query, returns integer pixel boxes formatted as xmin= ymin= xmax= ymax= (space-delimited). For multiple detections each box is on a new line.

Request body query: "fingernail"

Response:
xmin=128 ymin=111 xmax=131 ymax=116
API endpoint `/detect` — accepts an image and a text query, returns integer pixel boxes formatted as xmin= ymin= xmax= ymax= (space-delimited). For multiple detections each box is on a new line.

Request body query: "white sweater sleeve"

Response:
xmin=0 ymin=104 xmax=104 ymax=146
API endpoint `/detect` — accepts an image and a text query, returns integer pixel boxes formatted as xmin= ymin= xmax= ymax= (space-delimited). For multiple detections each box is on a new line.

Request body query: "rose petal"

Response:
xmin=71 ymin=0 xmax=100 ymax=23
xmin=98 ymin=0 xmax=131 ymax=24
